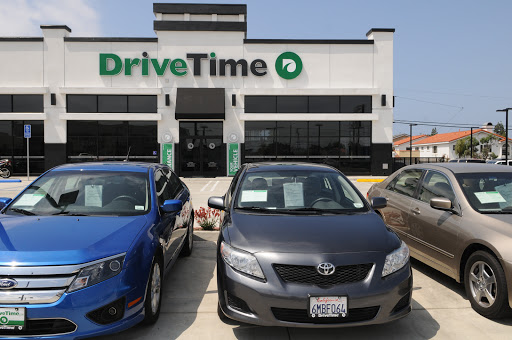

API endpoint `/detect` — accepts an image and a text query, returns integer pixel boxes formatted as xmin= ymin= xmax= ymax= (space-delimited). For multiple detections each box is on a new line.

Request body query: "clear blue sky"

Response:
xmin=2 ymin=0 xmax=512 ymax=136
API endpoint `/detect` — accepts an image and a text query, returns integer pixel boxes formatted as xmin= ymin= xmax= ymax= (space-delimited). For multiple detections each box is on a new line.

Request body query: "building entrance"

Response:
xmin=179 ymin=122 xmax=225 ymax=177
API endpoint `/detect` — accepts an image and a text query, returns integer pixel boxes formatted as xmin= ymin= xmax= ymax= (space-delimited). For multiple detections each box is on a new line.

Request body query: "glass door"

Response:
xmin=179 ymin=122 xmax=224 ymax=177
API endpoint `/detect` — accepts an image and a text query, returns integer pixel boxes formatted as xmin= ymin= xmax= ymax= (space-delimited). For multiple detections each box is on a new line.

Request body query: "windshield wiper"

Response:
xmin=52 ymin=211 xmax=89 ymax=216
xmin=234 ymin=206 xmax=279 ymax=213
xmin=9 ymin=208 xmax=36 ymax=216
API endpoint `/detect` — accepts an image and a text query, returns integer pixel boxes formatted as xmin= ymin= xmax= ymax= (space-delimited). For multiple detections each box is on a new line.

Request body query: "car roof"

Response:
xmin=402 ymin=162 xmax=512 ymax=174
xmin=52 ymin=162 xmax=160 ymax=173
xmin=244 ymin=162 xmax=338 ymax=173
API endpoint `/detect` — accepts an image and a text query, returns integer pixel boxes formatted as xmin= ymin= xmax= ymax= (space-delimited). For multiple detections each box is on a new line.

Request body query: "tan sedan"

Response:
xmin=368 ymin=163 xmax=512 ymax=318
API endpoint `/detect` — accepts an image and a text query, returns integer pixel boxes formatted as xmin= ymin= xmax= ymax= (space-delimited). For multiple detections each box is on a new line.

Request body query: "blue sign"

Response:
xmin=24 ymin=124 xmax=31 ymax=139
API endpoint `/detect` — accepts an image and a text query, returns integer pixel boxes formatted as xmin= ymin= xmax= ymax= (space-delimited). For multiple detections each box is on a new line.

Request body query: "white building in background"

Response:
xmin=0 ymin=3 xmax=395 ymax=176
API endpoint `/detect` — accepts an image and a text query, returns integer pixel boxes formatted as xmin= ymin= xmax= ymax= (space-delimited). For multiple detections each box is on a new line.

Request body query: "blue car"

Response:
xmin=0 ymin=162 xmax=194 ymax=339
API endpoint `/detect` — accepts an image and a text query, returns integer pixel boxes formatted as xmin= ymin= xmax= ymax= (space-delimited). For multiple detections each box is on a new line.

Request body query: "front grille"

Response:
xmin=0 ymin=318 xmax=76 ymax=336
xmin=226 ymin=293 xmax=252 ymax=314
xmin=272 ymin=306 xmax=380 ymax=324
xmin=273 ymin=263 xmax=373 ymax=286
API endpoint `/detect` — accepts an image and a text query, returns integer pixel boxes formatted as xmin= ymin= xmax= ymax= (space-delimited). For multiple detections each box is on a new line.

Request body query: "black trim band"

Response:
xmin=154 ymin=21 xmax=246 ymax=32
xmin=64 ymin=37 xmax=158 ymax=42
xmin=366 ymin=28 xmax=395 ymax=36
xmin=0 ymin=37 xmax=43 ymax=41
xmin=153 ymin=3 xmax=246 ymax=15
xmin=244 ymin=39 xmax=373 ymax=45
xmin=40 ymin=25 xmax=72 ymax=32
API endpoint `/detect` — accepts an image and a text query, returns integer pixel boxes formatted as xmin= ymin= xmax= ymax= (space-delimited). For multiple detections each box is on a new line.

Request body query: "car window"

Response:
xmin=456 ymin=172 xmax=512 ymax=213
xmin=419 ymin=171 xmax=456 ymax=204
xmin=391 ymin=170 xmax=423 ymax=198
xmin=385 ymin=173 xmax=400 ymax=191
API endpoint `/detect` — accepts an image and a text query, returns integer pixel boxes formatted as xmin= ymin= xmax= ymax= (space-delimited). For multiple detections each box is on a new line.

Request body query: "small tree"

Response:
xmin=454 ymin=136 xmax=480 ymax=158
xmin=490 ymin=152 xmax=498 ymax=159
xmin=480 ymin=134 xmax=498 ymax=160
xmin=494 ymin=122 xmax=506 ymax=137
xmin=430 ymin=127 xmax=438 ymax=136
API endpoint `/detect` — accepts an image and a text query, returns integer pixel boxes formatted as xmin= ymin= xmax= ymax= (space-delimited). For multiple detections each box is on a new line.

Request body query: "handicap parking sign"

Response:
xmin=24 ymin=125 xmax=31 ymax=138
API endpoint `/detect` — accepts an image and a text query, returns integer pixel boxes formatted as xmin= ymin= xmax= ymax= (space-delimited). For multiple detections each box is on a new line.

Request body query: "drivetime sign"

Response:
xmin=100 ymin=52 xmax=302 ymax=79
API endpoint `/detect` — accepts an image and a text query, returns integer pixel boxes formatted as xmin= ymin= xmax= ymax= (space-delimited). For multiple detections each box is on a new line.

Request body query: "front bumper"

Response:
xmin=218 ymin=251 xmax=412 ymax=328
xmin=0 ymin=273 xmax=146 ymax=339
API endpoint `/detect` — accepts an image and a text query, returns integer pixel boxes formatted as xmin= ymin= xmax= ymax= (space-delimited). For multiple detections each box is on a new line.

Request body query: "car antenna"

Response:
xmin=124 ymin=146 xmax=131 ymax=162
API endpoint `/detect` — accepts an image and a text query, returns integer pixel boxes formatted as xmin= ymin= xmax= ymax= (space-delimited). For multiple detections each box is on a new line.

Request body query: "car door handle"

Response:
xmin=411 ymin=207 xmax=421 ymax=215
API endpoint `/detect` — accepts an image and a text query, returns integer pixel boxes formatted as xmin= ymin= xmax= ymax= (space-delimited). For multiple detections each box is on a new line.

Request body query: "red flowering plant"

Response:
xmin=194 ymin=207 xmax=221 ymax=231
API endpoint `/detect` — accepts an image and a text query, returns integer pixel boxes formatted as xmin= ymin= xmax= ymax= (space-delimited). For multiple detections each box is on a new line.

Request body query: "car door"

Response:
xmin=408 ymin=169 xmax=462 ymax=279
xmin=155 ymin=168 xmax=184 ymax=268
xmin=380 ymin=169 xmax=424 ymax=241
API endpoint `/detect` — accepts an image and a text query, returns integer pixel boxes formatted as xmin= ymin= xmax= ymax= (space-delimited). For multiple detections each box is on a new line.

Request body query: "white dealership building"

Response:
xmin=0 ymin=3 xmax=394 ymax=176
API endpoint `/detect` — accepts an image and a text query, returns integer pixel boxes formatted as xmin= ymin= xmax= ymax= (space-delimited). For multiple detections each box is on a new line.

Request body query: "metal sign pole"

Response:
xmin=27 ymin=137 xmax=30 ymax=181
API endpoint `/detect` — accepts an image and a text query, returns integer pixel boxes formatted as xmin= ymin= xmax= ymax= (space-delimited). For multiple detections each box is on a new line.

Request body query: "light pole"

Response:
xmin=409 ymin=123 xmax=417 ymax=166
xmin=497 ymin=108 xmax=512 ymax=164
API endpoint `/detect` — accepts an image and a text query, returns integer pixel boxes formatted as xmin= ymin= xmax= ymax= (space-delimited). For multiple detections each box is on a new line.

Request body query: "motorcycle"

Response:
xmin=0 ymin=159 xmax=12 ymax=178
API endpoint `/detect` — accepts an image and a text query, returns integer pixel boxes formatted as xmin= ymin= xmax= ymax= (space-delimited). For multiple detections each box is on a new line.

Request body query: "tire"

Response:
xmin=142 ymin=256 xmax=163 ymax=325
xmin=0 ymin=168 xmax=11 ymax=178
xmin=464 ymin=251 xmax=510 ymax=318
xmin=179 ymin=223 xmax=193 ymax=257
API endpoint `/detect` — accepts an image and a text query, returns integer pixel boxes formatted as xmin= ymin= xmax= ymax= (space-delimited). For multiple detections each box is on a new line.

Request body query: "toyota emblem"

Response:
xmin=317 ymin=263 xmax=335 ymax=276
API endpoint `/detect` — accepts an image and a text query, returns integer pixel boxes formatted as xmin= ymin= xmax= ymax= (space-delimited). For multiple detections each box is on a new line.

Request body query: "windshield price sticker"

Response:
xmin=241 ymin=190 xmax=267 ymax=202
xmin=474 ymin=191 xmax=506 ymax=204
xmin=283 ymin=183 xmax=304 ymax=207
xmin=309 ymin=296 xmax=348 ymax=318
xmin=85 ymin=185 xmax=103 ymax=207
xmin=0 ymin=307 xmax=25 ymax=330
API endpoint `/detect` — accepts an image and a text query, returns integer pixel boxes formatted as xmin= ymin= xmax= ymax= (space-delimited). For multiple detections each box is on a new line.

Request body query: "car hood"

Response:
xmin=227 ymin=211 xmax=399 ymax=254
xmin=0 ymin=215 xmax=148 ymax=266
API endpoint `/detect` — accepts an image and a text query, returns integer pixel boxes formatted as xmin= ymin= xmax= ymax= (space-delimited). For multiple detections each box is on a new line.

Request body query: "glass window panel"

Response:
xmin=244 ymin=96 xmax=276 ymax=113
xmin=129 ymin=121 xmax=157 ymax=136
xmin=419 ymin=171 xmax=456 ymax=204
xmin=98 ymin=95 xmax=127 ymax=113
xmin=339 ymin=96 xmax=372 ymax=113
xmin=12 ymin=95 xmax=43 ymax=113
xmin=67 ymin=136 xmax=98 ymax=158
xmin=340 ymin=121 xmax=371 ymax=137
xmin=0 ymin=95 xmax=12 ymax=112
xmin=245 ymin=121 xmax=276 ymax=137
xmin=179 ymin=122 xmax=196 ymax=137
xmin=289 ymin=137 xmax=308 ymax=156
xmin=0 ymin=121 xmax=12 ymax=156
xmin=276 ymin=96 xmax=308 ymax=113
xmin=308 ymin=96 xmax=339 ymax=113
xmin=128 ymin=95 xmax=157 ymax=113
xmin=128 ymin=136 xmax=159 ymax=157
xmin=309 ymin=136 xmax=339 ymax=156
xmin=392 ymin=170 xmax=423 ymax=197
xmin=98 ymin=136 xmax=128 ymax=157
xmin=309 ymin=121 xmax=339 ymax=137
xmin=99 ymin=121 xmax=126 ymax=137
xmin=244 ymin=137 xmax=275 ymax=156
xmin=67 ymin=95 xmax=97 ymax=113
xmin=276 ymin=121 xmax=307 ymax=137
xmin=197 ymin=122 xmax=223 ymax=136
xmin=25 ymin=121 xmax=44 ymax=136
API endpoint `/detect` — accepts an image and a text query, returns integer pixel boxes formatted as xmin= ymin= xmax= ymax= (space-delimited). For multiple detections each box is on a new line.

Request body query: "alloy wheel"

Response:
xmin=468 ymin=260 xmax=497 ymax=308
xmin=150 ymin=262 xmax=161 ymax=315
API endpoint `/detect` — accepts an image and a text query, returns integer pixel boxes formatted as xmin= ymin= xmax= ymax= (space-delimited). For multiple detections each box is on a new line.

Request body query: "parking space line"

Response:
xmin=210 ymin=181 xmax=219 ymax=191
xmin=200 ymin=181 xmax=212 ymax=192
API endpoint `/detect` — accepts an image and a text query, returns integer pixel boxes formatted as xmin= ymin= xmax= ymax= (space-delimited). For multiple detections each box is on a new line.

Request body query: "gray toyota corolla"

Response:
xmin=208 ymin=163 xmax=412 ymax=327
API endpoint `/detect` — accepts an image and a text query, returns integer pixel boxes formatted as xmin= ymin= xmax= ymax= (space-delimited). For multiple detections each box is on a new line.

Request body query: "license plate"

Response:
xmin=0 ymin=307 xmax=25 ymax=330
xmin=309 ymin=296 xmax=348 ymax=318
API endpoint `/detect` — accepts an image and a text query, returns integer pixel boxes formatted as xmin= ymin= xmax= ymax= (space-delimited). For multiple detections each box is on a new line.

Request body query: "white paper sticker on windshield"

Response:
xmin=283 ymin=183 xmax=304 ymax=207
xmin=15 ymin=193 xmax=45 ymax=206
xmin=85 ymin=185 xmax=103 ymax=207
xmin=474 ymin=191 xmax=506 ymax=204
xmin=135 ymin=205 xmax=144 ymax=210
xmin=241 ymin=190 xmax=267 ymax=202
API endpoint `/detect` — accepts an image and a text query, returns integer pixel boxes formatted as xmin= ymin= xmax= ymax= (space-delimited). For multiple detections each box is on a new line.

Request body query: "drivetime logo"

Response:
xmin=275 ymin=52 xmax=303 ymax=79
xmin=100 ymin=51 xmax=303 ymax=79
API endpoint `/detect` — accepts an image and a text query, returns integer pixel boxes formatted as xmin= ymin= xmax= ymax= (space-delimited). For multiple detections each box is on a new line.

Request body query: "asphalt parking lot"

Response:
xmin=1 ymin=176 xmax=511 ymax=339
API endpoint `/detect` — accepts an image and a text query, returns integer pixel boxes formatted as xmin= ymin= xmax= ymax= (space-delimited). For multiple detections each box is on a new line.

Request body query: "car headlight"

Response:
xmin=220 ymin=242 xmax=265 ymax=280
xmin=382 ymin=241 xmax=409 ymax=277
xmin=68 ymin=254 xmax=125 ymax=292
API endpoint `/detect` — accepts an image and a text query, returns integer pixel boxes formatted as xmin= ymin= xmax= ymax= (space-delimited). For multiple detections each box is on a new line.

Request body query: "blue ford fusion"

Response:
xmin=0 ymin=162 xmax=194 ymax=339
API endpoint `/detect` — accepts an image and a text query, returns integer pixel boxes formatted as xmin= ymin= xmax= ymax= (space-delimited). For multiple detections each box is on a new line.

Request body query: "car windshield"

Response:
xmin=6 ymin=170 xmax=149 ymax=216
xmin=234 ymin=170 xmax=368 ymax=213
xmin=456 ymin=172 xmax=512 ymax=214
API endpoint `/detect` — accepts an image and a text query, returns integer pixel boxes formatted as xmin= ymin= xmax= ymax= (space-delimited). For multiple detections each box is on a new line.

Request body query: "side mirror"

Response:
xmin=208 ymin=196 xmax=225 ymax=211
xmin=0 ymin=197 xmax=12 ymax=210
xmin=430 ymin=197 xmax=452 ymax=211
xmin=161 ymin=199 xmax=183 ymax=214
xmin=371 ymin=197 xmax=387 ymax=210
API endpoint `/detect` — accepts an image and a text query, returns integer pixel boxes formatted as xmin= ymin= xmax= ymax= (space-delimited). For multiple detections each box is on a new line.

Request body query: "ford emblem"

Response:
xmin=0 ymin=278 xmax=18 ymax=289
